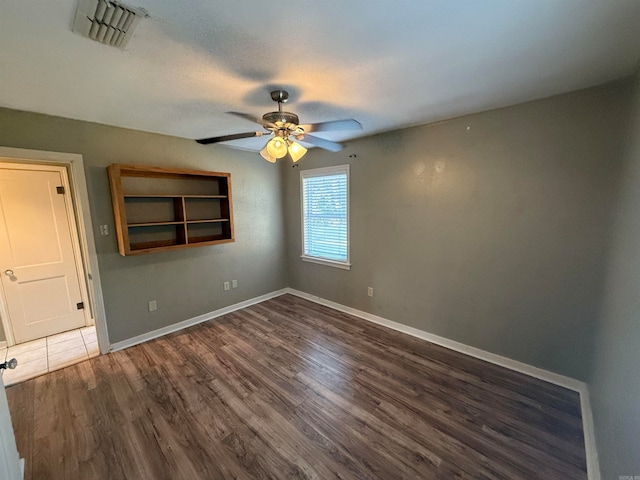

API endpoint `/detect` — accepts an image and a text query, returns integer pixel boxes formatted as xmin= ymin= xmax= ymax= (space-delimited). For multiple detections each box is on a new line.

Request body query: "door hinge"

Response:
xmin=56 ymin=186 xmax=65 ymax=194
xmin=77 ymin=302 xmax=84 ymax=310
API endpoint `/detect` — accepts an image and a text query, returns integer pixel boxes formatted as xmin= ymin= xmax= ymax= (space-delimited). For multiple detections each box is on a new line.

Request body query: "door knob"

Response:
xmin=4 ymin=269 xmax=14 ymax=277
xmin=0 ymin=358 xmax=17 ymax=370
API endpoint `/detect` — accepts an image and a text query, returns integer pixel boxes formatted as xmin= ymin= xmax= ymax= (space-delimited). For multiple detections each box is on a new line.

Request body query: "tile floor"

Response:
xmin=0 ymin=326 xmax=98 ymax=386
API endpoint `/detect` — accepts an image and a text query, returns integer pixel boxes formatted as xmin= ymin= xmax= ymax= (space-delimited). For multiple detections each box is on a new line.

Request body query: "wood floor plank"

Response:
xmin=6 ymin=294 xmax=588 ymax=479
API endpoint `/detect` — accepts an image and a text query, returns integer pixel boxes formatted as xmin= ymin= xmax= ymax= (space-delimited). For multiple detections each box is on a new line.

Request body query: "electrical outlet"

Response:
xmin=367 ymin=287 xmax=374 ymax=297
xmin=148 ymin=300 xmax=157 ymax=312
xmin=99 ymin=224 xmax=109 ymax=236
xmin=223 ymin=281 xmax=230 ymax=291
xmin=232 ymin=279 xmax=238 ymax=289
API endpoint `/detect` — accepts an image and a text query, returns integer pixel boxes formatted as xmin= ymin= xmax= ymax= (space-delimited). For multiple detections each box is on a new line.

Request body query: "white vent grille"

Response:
xmin=72 ymin=0 xmax=144 ymax=48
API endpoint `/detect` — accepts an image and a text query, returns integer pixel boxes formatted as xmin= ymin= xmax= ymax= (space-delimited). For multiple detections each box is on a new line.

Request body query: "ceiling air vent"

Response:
xmin=72 ymin=0 xmax=145 ymax=48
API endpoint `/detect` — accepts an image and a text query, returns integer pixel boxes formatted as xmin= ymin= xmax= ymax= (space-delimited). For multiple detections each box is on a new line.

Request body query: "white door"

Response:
xmin=0 ymin=375 xmax=22 ymax=480
xmin=0 ymin=163 xmax=87 ymax=344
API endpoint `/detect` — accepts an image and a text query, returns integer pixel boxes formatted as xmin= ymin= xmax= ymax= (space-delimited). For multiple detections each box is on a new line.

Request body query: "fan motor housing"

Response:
xmin=263 ymin=111 xmax=299 ymax=126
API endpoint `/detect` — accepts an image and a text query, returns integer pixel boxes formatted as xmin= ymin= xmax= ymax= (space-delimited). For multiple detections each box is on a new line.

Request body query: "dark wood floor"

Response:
xmin=6 ymin=294 xmax=587 ymax=479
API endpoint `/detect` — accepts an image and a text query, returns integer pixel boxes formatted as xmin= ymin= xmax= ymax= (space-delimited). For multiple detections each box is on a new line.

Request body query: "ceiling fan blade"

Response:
xmin=227 ymin=111 xmax=276 ymax=129
xmin=196 ymin=131 xmax=266 ymax=145
xmin=298 ymin=134 xmax=343 ymax=152
xmin=299 ymin=119 xmax=362 ymax=133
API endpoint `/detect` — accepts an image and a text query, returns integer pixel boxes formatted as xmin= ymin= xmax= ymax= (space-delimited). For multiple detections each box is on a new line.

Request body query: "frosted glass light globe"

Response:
xmin=266 ymin=137 xmax=287 ymax=158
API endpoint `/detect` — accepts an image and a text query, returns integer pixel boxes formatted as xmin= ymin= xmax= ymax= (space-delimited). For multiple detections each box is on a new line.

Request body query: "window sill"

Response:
xmin=300 ymin=255 xmax=351 ymax=270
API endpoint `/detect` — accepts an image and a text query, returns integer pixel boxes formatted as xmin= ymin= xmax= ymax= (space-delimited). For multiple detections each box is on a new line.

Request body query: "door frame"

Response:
xmin=0 ymin=162 xmax=93 ymax=340
xmin=0 ymin=147 xmax=109 ymax=354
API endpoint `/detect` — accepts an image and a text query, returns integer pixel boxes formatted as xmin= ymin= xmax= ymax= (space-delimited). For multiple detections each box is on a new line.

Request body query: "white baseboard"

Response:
xmin=284 ymin=288 xmax=601 ymax=480
xmin=109 ymin=288 xmax=288 ymax=352
xmin=579 ymin=385 xmax=601 ymax=480
xmin=285 ymin=288 xmax=582 ymax=389
xmin=0 ymin=341 xmax=6 ymax=350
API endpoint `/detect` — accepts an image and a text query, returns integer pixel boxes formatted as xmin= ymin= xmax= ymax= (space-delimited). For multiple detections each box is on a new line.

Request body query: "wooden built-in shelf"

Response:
xmin=123 ymin=194 xmax=228 ymax=199
xmin=108 ymin=164 xmax=234 ymax=256
xmin=127 ymin=221 xmax=185 ymax=227
xmin=186 ymin=219 xmax=229 ymax=224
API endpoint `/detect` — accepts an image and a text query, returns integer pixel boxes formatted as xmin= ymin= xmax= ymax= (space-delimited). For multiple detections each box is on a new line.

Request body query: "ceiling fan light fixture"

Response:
xmin=259 ymin=146 xmax=277 ymax=163
xmin=266 ymin=136 xmax=288 ymax=159
xmin=195 ymin=90 xmax=361 ymax=161
xmin=288 ymin=141 xmax=307 ymax=163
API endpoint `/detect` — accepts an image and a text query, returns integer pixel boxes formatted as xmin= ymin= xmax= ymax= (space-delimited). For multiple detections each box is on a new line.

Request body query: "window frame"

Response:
xmin=299 ymin=164 xmax=351 ymax=270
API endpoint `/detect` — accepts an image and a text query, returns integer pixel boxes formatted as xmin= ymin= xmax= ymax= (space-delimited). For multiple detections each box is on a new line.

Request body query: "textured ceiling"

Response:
xmin=0 ymin=1 xmax=639 ymax=151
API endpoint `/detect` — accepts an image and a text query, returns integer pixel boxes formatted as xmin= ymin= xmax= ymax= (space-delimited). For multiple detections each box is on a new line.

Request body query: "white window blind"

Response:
xmin=300 ymin=165 xmax=350 ymax=269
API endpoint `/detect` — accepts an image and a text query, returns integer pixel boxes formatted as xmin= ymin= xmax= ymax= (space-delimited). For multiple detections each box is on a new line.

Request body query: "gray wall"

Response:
xmin=0 ymin=108 xmax=287 ymax=344
xmin=590 ymin=72 xmax=640 ymax=479
xmin=283 ymin=81 xmax=632 ymax=381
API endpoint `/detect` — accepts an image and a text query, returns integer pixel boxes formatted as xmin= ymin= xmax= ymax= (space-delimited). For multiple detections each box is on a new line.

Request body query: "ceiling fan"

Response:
xmin=196 ymin=90 xmax=362 ymax=163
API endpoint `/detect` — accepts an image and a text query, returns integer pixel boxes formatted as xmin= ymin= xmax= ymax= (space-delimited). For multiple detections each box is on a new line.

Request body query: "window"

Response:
xmin=300 ymin=165 xmax=350 ymax=269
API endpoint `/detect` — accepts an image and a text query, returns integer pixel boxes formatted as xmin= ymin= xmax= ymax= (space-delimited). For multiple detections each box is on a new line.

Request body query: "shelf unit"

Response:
xmin=108 ymin=164 xmax=234 ymax=255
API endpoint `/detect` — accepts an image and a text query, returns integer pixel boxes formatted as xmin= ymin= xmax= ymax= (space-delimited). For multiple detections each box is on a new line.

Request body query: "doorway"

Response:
xmin=0 ymin=162 xmax=90 ymax=343
xmin=0 ymin=147 xmax=108 ymax=359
